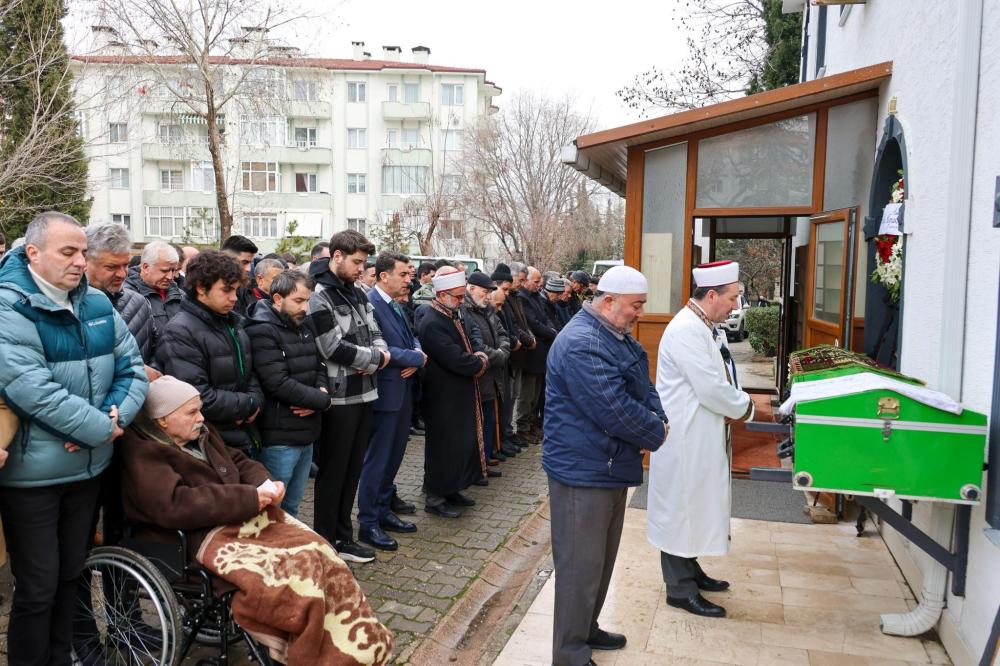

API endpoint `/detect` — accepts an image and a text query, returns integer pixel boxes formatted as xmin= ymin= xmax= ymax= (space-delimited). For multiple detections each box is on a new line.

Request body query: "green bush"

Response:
xmin=744 ymin=305 xmax=780 ymax=357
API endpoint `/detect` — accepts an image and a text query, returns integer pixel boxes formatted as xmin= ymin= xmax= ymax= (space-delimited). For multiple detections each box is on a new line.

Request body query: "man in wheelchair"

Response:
xmin=78 ymin=375 xmax=394 ymax=665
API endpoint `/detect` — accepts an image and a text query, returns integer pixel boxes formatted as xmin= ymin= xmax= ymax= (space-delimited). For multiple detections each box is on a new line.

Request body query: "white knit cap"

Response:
xmin=432 ymin=270 xmax=467 ymax=292
xmin=596 ymin=265 xmax=648 ymax=295
xmin=692 ymin=260 xmax=739 ymax=288
xmin=145 ymin=376 xmax=201 ymax=419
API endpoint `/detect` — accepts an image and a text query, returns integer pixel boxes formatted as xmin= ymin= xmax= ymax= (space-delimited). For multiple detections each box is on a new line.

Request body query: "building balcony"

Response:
xmin=242 ymin=145 xmax=333 ymax=166
xmin=142 ymin=189 xmax=217 ymax=208
xmin=382 ymin=101 xmax=431 ymax=121
xmin=286 ymin=99 xmax=331 ymax=118
xmin=381 ymin=147 xmax=433 ymax=168
xmin=142 ymin=141 xmax=212 ymax=162
xmin=377 ymin=193 xmax=425 ymax=212
xmin=235 ymin=191 xmax=332 ymax=210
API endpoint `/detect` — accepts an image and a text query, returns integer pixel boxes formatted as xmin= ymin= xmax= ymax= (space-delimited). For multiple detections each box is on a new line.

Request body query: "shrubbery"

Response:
xmin=745 ymin=305 xmax=780 ymax=357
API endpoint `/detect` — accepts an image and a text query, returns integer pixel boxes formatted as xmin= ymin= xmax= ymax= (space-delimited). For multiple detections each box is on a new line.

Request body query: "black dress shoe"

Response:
xmin=500 ymin=443 xmax=519 ymax=457
xmin=695 ymin=573 xmax=730 ymax=592
xmin=587 ymin=629 xmax=626 ymax=650
xmin=380 ymin=513 xmax=417 ymax=533
xmin=667 ymin=593 xmax=726 ymax=618
xmin=358 ymin=526 xmax=398 ymax=551
xmin=390 ymin=493 xmax=416 ymax=515
xmin=309 ymin=462 xmax=319 ymax=478
xmin=494 ymin=451 xmax=508 ymax=462
xmin=486 ymin=468 xmax=502 ymax=477
xmin=446 ymin=492 xmax=476 ymax=507
xmin=425 ymin=504 xmax=459 ymax=518
xmin=473 ymin=477 xmax=489 ymax=486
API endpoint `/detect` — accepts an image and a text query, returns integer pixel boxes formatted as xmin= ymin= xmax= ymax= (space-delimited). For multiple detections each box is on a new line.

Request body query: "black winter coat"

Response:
xmin=155 ymin=298 xmax=263 ymax=452
xmin=245 ymin=300 xmax=330 ymax=446
xmin=463 ymin=303 xmax=510 ymax=402
xmin=124 ymin=267 xmax=183 ymax=339
xmin=518 ymin=288 xmax=558 ymax=375
xmin=108 ymin=288 xmax=156 ymax=364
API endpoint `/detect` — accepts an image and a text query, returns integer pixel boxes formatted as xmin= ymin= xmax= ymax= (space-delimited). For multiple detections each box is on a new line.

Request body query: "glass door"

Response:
xmin=804 ymin=208 xmax=857 ymax=349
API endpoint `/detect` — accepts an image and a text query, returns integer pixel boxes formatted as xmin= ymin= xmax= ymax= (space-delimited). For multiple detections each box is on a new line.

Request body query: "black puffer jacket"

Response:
xmin=464 ymin=302 xmax=510 ymax=402
xmin=245 ymin=300 xmax=330 ymax=446
xmin=155 ymin=298 xmax=263 ymax=452
xmin=107 ymin=288 xmax=155 ymax=364
xmin=124 ymin=267 xmax=183 ymax=339
xmin=518 ymin=288 xmax=559 ymax=375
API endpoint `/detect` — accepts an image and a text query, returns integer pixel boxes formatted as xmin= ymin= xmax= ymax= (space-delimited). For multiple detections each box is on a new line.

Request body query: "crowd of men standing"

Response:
xmin=0 ymin=211 xmax=606 ymax=663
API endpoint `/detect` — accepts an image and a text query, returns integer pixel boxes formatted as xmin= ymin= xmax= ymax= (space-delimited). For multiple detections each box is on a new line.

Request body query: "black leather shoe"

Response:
xmin=409 ymin=426 xmax=425 ymax=436
xmin=473 ymin=477 xmax=489 ymax=486
xmin=390 ymin=493 xmax=416 ymax=515
xmin=358 ymin=526 xmax=398 ymax=551
xmin=493 ymin=451 xmax=508 ymax=462
xmin=695 ymin=573 xmax=730 ymax=592
xmin=487 ymin=468 xmax=502 ymax=478
xmin=380 ymin=513 xmax=417 ymax=533
xmin=446 ymin=492 xmax=476 ymax=507
xmin=425 ymin=504 xmax=459 ymax=518
xmin=667 ymin=593 xmax=726 ymax=618
xmin=500 ymin=443 xmax=519 ymax=457
xmin=587 ymin=629 xmax=626 ymax=651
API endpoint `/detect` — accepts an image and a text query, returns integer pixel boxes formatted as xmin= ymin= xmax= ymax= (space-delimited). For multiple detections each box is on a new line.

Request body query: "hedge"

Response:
xmin=745 ymin=305 xmax=780 ymax=357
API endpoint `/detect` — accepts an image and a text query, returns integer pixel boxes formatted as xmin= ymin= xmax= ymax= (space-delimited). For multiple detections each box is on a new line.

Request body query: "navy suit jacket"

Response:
xmin=368 ymin=288 xmax=424 ymax=412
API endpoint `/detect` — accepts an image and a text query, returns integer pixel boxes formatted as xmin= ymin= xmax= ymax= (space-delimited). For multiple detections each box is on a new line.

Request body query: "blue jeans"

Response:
xmin=257 ymin=444 xmax=314 ymax=518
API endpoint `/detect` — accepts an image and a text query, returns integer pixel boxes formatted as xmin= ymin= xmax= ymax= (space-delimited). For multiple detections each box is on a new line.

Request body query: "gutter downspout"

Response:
xmin=880 ymin=0 xmax=983 ymax=638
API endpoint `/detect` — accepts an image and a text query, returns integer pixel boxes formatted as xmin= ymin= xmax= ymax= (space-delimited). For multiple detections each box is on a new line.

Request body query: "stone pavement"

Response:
xmin=0 ymin=433 xmax=549 ymax=664
xmin=496 ymin=496 xmax=953 ymax=666
xmin=730 ymin=339 xmax=776 ymax=391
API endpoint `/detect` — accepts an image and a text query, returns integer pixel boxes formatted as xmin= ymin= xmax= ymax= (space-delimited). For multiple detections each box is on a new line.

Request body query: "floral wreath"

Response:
xmin=871 ymin=170 xmax=903 ymax=303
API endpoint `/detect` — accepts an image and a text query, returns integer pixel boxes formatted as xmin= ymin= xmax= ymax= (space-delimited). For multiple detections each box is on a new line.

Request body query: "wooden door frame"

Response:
xmin=803 ymin=208 xmax=857 ymax=348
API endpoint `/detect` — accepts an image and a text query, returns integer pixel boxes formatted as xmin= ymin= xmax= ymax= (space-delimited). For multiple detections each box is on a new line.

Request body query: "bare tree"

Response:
xmin=95 ymin=0 xmax=308 ymax=239
xmin=617 ymin=0 xmax=801 ymax=115
xmin=461 ymin=92 xmax=599 ymax=268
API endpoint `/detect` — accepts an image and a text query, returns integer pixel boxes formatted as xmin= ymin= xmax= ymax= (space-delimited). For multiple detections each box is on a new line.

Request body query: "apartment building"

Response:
xmin=71 ymin=30 xmax=501 ymax=256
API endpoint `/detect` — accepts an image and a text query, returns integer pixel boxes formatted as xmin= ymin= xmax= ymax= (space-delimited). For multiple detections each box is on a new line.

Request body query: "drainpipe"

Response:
xmin=880 ymin=0 xmax=983 ymax=637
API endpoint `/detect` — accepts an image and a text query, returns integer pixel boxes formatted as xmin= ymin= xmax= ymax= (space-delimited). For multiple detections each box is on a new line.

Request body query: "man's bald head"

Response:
xmin=525 ymin=266 xmax=542 ymax=293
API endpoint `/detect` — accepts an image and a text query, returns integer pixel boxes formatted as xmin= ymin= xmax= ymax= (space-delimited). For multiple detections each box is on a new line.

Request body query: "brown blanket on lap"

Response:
xmin=196 ymin=506 xmax=394 ymax=665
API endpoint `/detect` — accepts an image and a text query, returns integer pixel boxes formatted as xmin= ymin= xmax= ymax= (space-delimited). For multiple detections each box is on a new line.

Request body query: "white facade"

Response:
xmin=795 ymin=2 xmax=1000 ymax=663
xmin=71 ymin=40 xmax=501 ymax=259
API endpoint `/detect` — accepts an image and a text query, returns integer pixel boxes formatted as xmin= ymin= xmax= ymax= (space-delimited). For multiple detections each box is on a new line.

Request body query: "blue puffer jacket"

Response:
xmin=0 ymin=247 xmax=148 ymax=488
xmin=542 ymin=304 xmax=667 ymax=488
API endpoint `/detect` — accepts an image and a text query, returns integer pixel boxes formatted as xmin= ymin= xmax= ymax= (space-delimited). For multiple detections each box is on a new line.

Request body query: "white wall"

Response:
xmin=803 ymin=1 xmax=1000 ymax=662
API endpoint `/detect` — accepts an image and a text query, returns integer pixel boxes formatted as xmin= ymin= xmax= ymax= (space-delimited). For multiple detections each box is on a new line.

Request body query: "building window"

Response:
xmin=293 ymin=127 xmax=317 ymax=147
xmin=159 ymin=124 xmax=182 ymax=144
xmin=243 ymin=214 xmax=279 ymax=238
xmin=438 ymin=218 xmax=464 ymax=240
xmin=295 ymin=172 xmax=317 ymax=193
xmin=240 ymin=116 xmax=285 ymax=146
xmin=185 ymin=207 xmax=218 ymax=239
xmin=386 ymin=128 xmax=398 ymax=148
xmin=110 ymin=168 xmax=130 ymax=189
xmin=440 ymin=129 xmax=463 ymax=151
xmin=347 ymin=81 xmax=367 ymax=103
xmin=443 ymin=174 xmax=462 ymax=194
xmin=111 ymin=213 xmax=131 ymax=230
xmin=292 ymin=79 xmax=318 ymax=101
xmin=145 ymin=206 xmax=185 ymax=237
xmin=109 ymin=122 xmax=128 ymax=143
xmin=403 ymin=82 xmax=420 ymax=103
xmin=241 ymin=161 xmax=279 ymax=192
xmin=191 ymin=161 xmax=215 ymax=191
xmin=402 ymin=127 xmax=419 ymax=148
xmin=441 ymin=83 xmax=464 ymax=106
xmin=160 ymin=169 xmax=183 ymax=191
xmin=347 ymin=218 xmax=366 ymax=235
xmin=347 ymin=173 xmax=367 ymax=194
xmin=247 ymin=68 xmax=284 ymax=98
xmin=347 ymin=128 xmax=367 ymax=149
xmin=381 ymin=165 xmax=427 ymax=194
xmin=73 ymin=111 xmax=86 ymax=138
xmin=386 ymin=84 xmax=398 ymax=102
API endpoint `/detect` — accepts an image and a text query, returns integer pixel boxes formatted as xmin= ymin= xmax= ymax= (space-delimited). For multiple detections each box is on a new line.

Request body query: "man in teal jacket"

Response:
xmin=0 ymin=212 xmax=147 ymax=666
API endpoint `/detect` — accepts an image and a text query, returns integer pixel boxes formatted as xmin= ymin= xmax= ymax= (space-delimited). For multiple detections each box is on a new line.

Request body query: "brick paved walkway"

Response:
xmin=0 ymin=433 xmax=549 ymax=664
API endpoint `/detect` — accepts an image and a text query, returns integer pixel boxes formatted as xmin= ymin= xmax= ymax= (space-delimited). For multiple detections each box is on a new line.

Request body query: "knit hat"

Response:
xmin=490 ymin=263 xmax=513 ymax=283
xmin=545 ymin=277 xmax=566 ymax=293
xmin=570 ymin=270 xmax=590 ymax=286
xmin=145 ymin=376 xmax=201 ymax=419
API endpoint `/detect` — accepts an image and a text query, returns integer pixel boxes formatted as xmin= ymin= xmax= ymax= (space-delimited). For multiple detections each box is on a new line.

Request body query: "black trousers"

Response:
xmin=0 ymin=476 xmax=101 ymax=666
xmin=314 ymin=402 xmax=374 ymax=544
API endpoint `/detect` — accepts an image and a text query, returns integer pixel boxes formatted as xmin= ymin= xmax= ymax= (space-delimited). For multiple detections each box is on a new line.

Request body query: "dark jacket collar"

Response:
xmin=125 ymin=266 xmax=182 ymax=301
xmin=246 ymin=298 xmax=298 ymax=330
xmin=181 ymin=296 xmax=241 ymax=329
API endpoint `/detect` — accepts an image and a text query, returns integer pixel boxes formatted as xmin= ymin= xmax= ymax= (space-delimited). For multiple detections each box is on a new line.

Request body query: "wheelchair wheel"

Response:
xmin=76 ymin=546 xmax=183 ymax=665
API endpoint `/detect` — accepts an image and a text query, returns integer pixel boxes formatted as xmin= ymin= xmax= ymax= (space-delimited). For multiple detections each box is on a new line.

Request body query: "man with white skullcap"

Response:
xmin=543 ymin=265 xmax=669 ymax=666
xmin=647 ymin=260 xmax=754 ymax=619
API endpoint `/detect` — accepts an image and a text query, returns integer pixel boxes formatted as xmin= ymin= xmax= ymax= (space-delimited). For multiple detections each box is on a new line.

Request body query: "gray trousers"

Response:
xmin=514 ymin=372 xmax=544 ymax=433
xmin=660 ymin=552 xmax=706 ymax=598
xmin=549 ymin=478 xmax=626 ymax=666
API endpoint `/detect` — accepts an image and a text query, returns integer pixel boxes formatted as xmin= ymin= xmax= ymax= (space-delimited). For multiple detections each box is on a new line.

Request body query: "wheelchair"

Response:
xmin=73 ymin=524 xmax=274 ymax=665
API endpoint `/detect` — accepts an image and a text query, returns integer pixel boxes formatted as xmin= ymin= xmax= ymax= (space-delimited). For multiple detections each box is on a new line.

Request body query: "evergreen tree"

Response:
xmin=748 ymin=0 xmax=803 ymax=94
xmin=0 ymin=0 xmax=91 ymax=240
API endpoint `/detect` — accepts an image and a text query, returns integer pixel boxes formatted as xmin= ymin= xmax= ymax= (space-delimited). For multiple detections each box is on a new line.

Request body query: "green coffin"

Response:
xmin=788 ymin=347 xmax=988 ymax=504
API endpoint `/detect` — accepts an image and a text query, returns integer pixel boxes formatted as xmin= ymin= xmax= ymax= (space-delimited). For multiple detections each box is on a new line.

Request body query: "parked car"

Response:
xmin=720 ymin=294 xmax=752 ymax=341
xmin=592 ymin=259 xmax=623 ymax=277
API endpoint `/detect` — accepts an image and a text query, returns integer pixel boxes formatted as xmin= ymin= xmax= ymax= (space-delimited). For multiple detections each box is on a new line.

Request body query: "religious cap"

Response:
xmin=596 ymin=265 xmax=648 ymax=295
xmin=692 ymin=260 xmax=740 ymax=288
xmin=545 ymin=277 xmax=566 ymax=293
xmin=467 ymin=271 xmax=497 ymax=291
xmin=145 ymin=376 xmax=200 ymax=419
xmin=432 ymin=270 xmax=467 ymax=292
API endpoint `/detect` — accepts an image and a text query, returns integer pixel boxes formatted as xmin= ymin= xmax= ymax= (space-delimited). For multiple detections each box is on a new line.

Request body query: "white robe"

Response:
xmin=647 ymin=306 xmax=753 ymax=557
